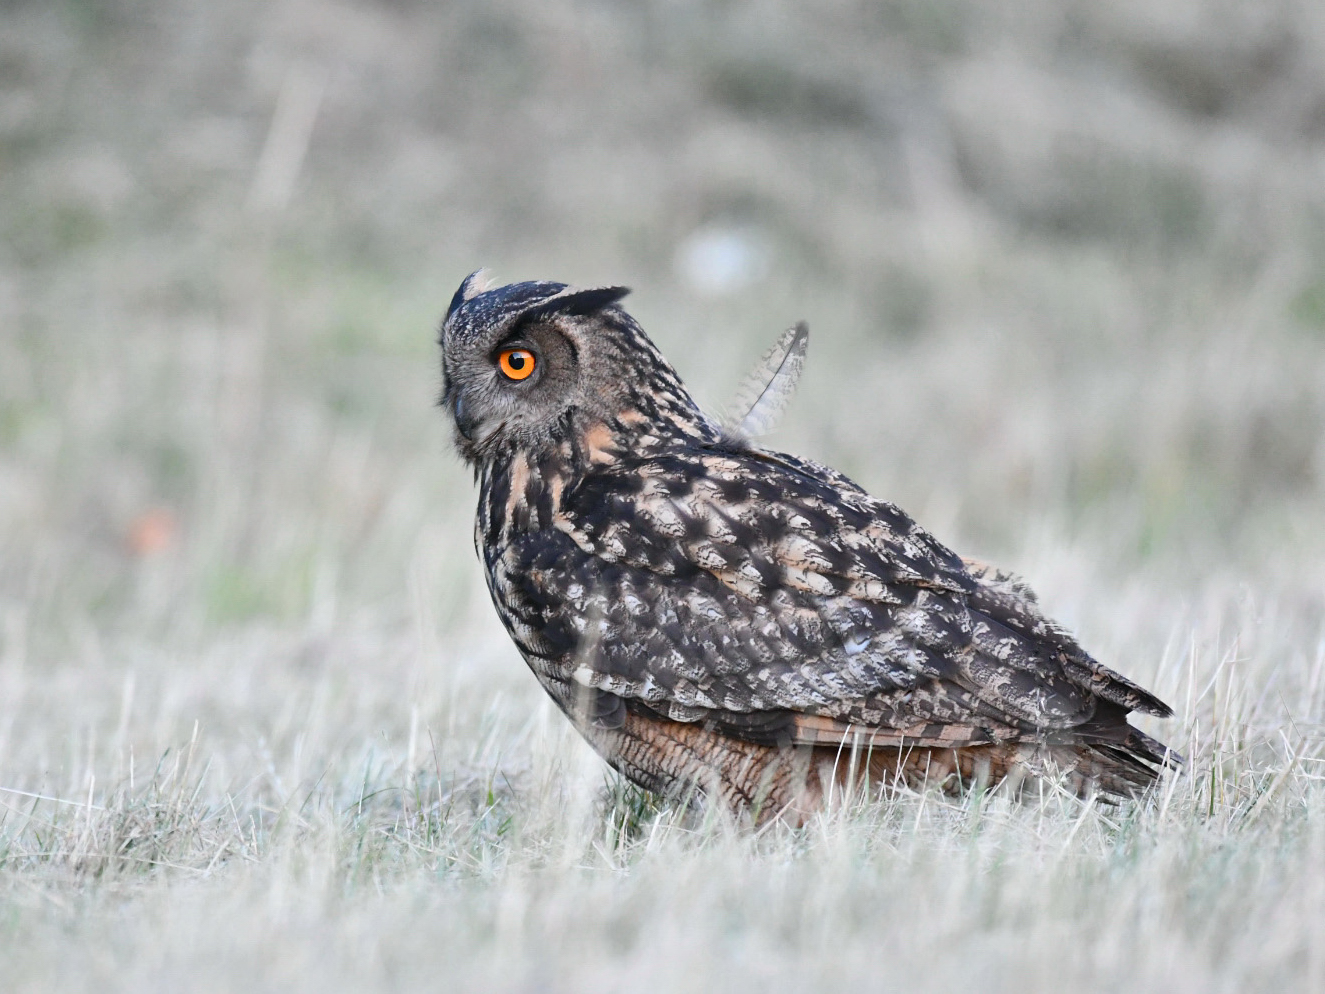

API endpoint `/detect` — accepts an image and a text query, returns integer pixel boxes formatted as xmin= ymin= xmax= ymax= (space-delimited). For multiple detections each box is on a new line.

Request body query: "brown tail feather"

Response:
xmin=794 ymin=707 xmax=1178 ymax=800
xmin=817 ymin=740 xmax=1166 ymax=801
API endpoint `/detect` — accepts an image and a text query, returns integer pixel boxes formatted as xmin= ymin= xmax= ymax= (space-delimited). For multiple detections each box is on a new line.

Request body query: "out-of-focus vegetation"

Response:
xmin=1 ymin=2 xmax=1324 ymax=991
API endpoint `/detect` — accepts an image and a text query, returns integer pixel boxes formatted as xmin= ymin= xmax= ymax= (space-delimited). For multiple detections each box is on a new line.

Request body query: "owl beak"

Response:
xmin=453 ymin=393 xmax=480 ymax=441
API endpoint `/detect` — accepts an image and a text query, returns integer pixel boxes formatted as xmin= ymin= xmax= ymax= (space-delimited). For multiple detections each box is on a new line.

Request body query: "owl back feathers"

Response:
xmin=485 ymin=434 xmax=1174 ymax=791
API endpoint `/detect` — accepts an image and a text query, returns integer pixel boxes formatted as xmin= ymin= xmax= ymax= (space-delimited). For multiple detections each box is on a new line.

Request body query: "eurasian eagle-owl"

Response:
xmin=438 ymin=272 xmax=1174 ymax=822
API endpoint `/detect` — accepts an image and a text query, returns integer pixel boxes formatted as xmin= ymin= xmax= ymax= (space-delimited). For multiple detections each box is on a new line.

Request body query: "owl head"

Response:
xmin=439 ymin=271 xmax=708 ymax=464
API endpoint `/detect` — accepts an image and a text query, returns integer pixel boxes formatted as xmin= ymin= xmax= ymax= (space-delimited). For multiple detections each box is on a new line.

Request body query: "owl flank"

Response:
xmin=438 ymin=272 xmax=1176 ymax=824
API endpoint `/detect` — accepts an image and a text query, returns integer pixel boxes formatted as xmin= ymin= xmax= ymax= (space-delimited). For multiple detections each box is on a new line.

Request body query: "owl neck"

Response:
xmin=475 ymin=437 xmax=583 ymax=560
xmin=476 ymin=404 xmax=717 ymax=554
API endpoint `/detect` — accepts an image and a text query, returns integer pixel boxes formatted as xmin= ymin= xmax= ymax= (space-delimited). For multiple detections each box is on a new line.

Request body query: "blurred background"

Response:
xmin=5 ymin=4 xmax=1325 ymax=989
xmin=2 ymin=0 xmax=1325 ymax=791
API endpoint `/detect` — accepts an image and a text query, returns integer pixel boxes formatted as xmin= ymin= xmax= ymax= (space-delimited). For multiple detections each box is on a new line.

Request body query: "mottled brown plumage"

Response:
xmin=438 ymin=273 xmax=1175 ymax=823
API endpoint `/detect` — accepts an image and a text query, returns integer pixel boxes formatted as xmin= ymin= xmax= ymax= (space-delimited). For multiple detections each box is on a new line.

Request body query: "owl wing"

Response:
xmin=958 ymin=558 xmax=1170 ymax=718
xmin=503 ymin=444 xmax=1167 ymax=750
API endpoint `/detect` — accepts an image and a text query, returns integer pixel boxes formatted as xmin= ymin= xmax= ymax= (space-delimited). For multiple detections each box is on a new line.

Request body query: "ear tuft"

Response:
xmin=445 ymin=269 xmax=497 ymax=321
xmin=526 ymin=285 xmax=631 ymax=320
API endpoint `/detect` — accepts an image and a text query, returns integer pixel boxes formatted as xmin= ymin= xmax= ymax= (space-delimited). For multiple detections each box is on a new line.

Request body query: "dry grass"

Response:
xmin=2 ymin=1 xmax=1325 ymax=990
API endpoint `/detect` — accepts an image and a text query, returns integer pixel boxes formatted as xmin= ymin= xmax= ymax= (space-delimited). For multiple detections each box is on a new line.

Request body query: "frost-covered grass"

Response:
xmin=3 ymin=1 xmax=1325 ymax=990
xmin=0 ymin=598 xmax=1322 ymax=993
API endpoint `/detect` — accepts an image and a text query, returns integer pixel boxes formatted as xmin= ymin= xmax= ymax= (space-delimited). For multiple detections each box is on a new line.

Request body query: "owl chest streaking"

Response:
xmin=439 ymin=273 xmax=1175 ymax=822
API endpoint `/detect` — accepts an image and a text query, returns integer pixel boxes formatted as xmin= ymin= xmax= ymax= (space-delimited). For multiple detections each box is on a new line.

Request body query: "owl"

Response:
xmin=438 ymin=272 xmax=1175 ymax=822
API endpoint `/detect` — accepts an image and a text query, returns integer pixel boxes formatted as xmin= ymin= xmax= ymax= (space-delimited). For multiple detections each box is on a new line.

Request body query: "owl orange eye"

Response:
xmin=497 ymin=348 xmax=537 ymax=381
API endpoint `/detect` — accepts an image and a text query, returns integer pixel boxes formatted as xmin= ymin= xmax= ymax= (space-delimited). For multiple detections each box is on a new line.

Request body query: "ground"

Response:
xmin=1 ymin=1 xmax=1324 ymax=991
